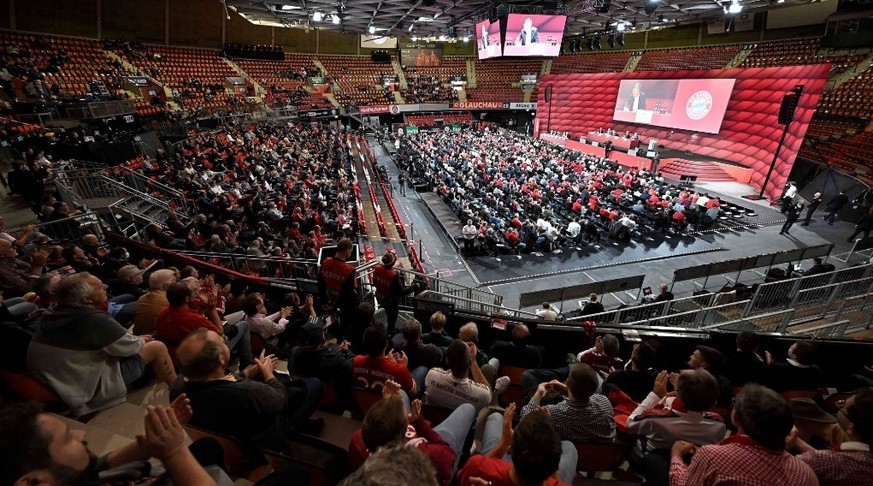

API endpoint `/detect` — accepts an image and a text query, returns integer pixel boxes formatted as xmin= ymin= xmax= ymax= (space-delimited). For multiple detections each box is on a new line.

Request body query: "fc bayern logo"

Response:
xmin=390 ymin=104 xmax=400 ymax=115
xmin=686 ymin=91 xmax=713 ymax=120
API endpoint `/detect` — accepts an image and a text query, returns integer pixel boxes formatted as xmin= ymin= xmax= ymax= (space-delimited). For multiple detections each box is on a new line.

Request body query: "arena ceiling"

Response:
xmin=224 ymin=0 xmax=820 ymax=39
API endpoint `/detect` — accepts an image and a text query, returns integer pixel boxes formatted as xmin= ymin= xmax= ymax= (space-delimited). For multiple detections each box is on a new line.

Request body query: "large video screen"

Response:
xmin=476 ymin=19 xmax=503 ymax=59
xmin=503 ymin=14 xmax=566 ymax=57
xmin=612 ymin=78 xmax=736 ymax=134
xmin=400 ymin=45 xmax=444 ymax=67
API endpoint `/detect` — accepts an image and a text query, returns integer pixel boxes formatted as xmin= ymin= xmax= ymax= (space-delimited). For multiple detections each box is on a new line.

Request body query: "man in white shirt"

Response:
xmin=536 ymin=302 xmax=558 ymax=321
xmin=425 ymin=339 xmax=492 ymax=411
xmin=462 ymin=219 xmax=478 ymax=257
xmin=566 ymin=219 xmax=582 ymax=245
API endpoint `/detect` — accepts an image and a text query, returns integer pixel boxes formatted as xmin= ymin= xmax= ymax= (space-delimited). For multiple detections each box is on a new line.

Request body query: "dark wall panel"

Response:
xmin=0 ymin=0 xmax=10 ymax=30
xmin=318 ymin=29 xmax=356 ymax=54
xmin=225 ymin=10 xmax=270 ymax=46
xmin=169 ymin=0 xmax=221 ymax=48
xmin=15 ymin=0 xmax=97 ymax=38
xmin=275 ymin=27 xmax=317 ymax=53
xmin=103 ymin=0 xmax=164 ymax=43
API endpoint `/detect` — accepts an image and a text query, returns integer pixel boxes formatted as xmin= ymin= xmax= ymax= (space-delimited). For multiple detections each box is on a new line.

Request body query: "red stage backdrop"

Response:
xmin=535 ymin=65 xmax=830 ymax=200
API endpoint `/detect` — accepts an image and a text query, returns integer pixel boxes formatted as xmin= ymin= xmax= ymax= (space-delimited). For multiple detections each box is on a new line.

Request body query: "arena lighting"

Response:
xmin=463 ymin=36 xmax=470 ymax=42
xmin=616 ymin=22 xmax=626 ymax=31
xmin=369 ymin=25 xmax=376 ymax=34
xmin=726 ymin=0 xmax=743 ymax=14
xmin=412 ymin=35 xmax=418 ymax=41
xmin=408 ymin=23 xmax=414 ymax=31
xmin=332 ymin=15 xmax=340 ymax=25
xmin=439 ymin=34 xmax=446 ymax=40
xmin=312 ymin=11 xmax=323 ymax=22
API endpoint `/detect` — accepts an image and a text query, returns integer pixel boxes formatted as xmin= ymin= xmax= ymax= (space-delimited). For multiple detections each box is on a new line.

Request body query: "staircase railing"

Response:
xmin=113 ymin=166 xmax=189 ymax=214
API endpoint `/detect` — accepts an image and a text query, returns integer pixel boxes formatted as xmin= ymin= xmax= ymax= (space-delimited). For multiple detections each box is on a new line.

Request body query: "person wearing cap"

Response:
xmin=790 ymin=388 xmax=873 ymax=484
xmin=372 ymin=251 xmax=417 ymax=335
xmin=788 ymin=397 xmax=850 ymax=450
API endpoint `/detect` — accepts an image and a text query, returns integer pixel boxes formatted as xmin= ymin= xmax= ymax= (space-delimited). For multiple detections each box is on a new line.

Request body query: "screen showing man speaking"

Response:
xmin=612 ymin=78 xmax=736 ymax=134
xmin=503 ymin=14 xmax=566 ymax=57
xmin=476 ymin=19 xmax=502 ymax=59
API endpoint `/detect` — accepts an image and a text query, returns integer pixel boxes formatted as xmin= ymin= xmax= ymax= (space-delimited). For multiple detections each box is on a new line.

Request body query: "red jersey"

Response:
xmin=372 ymin=264 xmax=399 ymax=301
xmin=458 ymin=455 xmax=569 ymax=486
xmin=156 ymin=306 xmax=220 ymax=348
xmin=319 ymin=256 xmax=357 ymax=303
xmin=351 ymin=355 xmax=414 ymax=391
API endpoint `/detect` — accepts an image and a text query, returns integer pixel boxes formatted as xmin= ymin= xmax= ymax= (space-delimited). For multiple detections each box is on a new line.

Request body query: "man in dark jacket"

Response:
xmin=723 ymin=331 xmax=766 ymax=387
xmin=801 ymin=192 xmax=822 ymax=226
xmin=489 ymin=324 xmax=543 ymax=370
xmin=824 ymin=191 xmax=849 ymax=225
xmin=847 ymin=208 xmax=873 ymax=242
xmin=779 ymin=202 xmax=803 ymax=235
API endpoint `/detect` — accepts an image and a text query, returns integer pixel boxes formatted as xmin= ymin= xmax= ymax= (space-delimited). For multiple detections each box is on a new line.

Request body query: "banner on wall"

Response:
xmin=358 ymin=105 xmax=391 ymax=115
xmin=507 ymin=102 xmax=537 ymax=110
xmin=451 ymin=101 xmax=505 ymax=110
xmin=706 ymin=15 xmax=727 ymax=34
xmin=125 ymin=76 xmax=149 ymax=87
xmin=733 ymin=13 xmax=755 ymax=32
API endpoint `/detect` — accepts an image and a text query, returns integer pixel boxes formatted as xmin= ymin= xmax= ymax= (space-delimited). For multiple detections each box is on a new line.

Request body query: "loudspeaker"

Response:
xmin=778 ymin=88 xmax=802 ymax=125
xmin=421 ymin=0 xmax=436 ymax=6
xmin=607 ymin=33 xmax=615 ymax=48
xmin=644 ymin=3 xmax=658 ymax=15
xmin=593 ymin=36 xmax=602 ymax=50
xmin=618 ymin=32 xmax=625 ymax=46
xmin=544 ymin=85 xmax=553 ymax=103
xmin=598 ymin=0 xmax=612 ymax=13
xmin=587 ymin=38 xmax=594 ymax=51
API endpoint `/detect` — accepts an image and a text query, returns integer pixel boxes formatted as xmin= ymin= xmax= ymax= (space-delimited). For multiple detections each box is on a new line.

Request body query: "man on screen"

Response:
xmin=481 ymin=24 xmax=490 ymax=49
xmin=625 ymin=82 xmax=647 ymax=112
xmin=515 ymin=17 xmax=539 ymax=45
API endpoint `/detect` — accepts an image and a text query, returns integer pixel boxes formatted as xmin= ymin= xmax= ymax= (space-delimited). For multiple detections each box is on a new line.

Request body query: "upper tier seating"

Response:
xmin=402 ymin=56 xmax=466 ymax=104
xmin=234 ymin=55 xmax=331 ymax=109
xmin=468 ymin=58 xmax=542 ymax=102
xmin=550 ymin=51 xmax=632 ymax=74
xmin=0 ymin=32 xmax=127 ymax=99
xmin=740 ymin=38 xmax=822 ymax=68
xmin=320 ymin=55 xmax=395 ymax=107
xmin=635 ymin=45 xmax=741 ymax=71
xmin=815 ymin=64 xmax=873 ymax=118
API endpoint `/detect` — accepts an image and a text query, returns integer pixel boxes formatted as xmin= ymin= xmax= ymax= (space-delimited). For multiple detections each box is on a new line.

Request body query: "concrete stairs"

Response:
xmin=393 ymin=91 xmax=405 ymax=103
xmin=392 ymin=60 xmax=408 ymax=89
xmin=466 ymin=59 xmax=477 ymax=88
xmin=457 ymin=88 xmax=467 ymax=102
xmin=829 ymin=51 xmax=873 ymax=88
xmin=313 ymin=59 xmax=327 ymax=77
xmin=725 ymin=47 xmax=752 ymax=69
xmin=624 ymin=53 xmax=642 ymax=72
xmin=541 ymin=59 xmax=552 ymax=75
xmin=323 ymin=92 xmax=340 ymax=108
xmin=224 ymin=58 xmax=263 ymax=99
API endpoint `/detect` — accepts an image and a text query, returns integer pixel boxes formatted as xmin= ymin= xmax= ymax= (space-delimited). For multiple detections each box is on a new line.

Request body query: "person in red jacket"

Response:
xmin=372 ymin=252 xmax=418 ymax=335
xmin=348 ymin=380 xmax=476 ymax=485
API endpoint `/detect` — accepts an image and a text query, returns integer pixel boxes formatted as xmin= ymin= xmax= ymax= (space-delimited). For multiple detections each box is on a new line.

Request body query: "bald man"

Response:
xmin=171 ymin=329 xmax=322 ymax=451
xmin=133 ymin=268 xmax=176 ymax=335
xmin=489 ymin=324 xmax=543 ymax=369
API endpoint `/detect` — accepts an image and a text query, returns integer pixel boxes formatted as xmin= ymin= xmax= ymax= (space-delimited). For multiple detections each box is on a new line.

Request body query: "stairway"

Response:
xmin=225 ymin=58 xmax=263 ymax=99
xmin=541 ymin=59 xmax=552 ymax=75
xmin=392 ymin=60 xmax=408 ymax=89
xmin=313 ymin=59 xmax=327 ymax=77
xmin=323 ymin=92 xmax=340 ymax=108
xmin=349 ymin=142 xmax=382 ymax=239
xmin=725 ymin=47 xmax=752 ymax=69
xmin=466 ymin=59 xmax=477 ymax=88
xmin=658 ymin=159 xmax=737 ymax=182
xmin=624 ymin=53 xmax=642 ymax=72
xmin=393 ymin=90 xmax=405 ymax=103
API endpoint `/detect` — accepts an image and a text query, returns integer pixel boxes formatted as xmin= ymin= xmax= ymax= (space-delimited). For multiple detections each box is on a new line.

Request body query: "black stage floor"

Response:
xmin=462 ymin=233 xmax=722 ymax=286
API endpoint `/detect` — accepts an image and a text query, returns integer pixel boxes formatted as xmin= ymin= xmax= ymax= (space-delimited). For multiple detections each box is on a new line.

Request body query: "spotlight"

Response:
xmin=439 ymin=34 xmax=446 ymax=41
xmin=312 ymin=11 xmax=323 ymax=22
xmin=369 ymin=25 xmax=376 ymax=34
xmin=616 ymin=22 xmax=626 ymax=32
xmin=332 ymin=15 xmax=340 ymax=25
xmin=726 ymin=0 xmax=743 ymax=14
xmin=463 ymin=36 xmax=469 ymax=42
xmin=412 ymin=35 xmax=418 ymax=41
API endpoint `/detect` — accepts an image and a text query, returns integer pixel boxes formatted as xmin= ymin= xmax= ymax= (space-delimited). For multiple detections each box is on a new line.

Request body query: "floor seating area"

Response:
xmin=636 ymin=45 xmax=741 ymax=71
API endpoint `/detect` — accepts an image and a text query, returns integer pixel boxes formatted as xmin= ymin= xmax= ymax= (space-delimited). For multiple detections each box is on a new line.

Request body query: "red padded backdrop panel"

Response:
xmin=535 ymin=65 xmax=830 ymax=200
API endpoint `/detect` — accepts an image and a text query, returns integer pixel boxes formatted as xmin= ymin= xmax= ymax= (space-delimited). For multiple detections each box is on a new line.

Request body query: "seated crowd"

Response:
xmin=117 ymin=122 xmax=362 ymax=269
xmin=2 ymin=219 xmax=872 ymax=485
xmin=402 ymin=127 xmax=727 ymax=257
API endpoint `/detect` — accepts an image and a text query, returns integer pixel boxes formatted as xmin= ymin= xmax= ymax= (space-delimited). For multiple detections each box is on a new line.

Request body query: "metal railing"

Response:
xmin=565 ymin=293 xmax=718 ymax=325
xmin=416 ymin=289 xmax=537 ymax=320
xmin=174 ymin=250 xmax=320 ymax=281
xmin=701 ymin=309 xmax=795 ymax=334
xmin=114 ymin=167 xmax=188 ymax=215
xmin=7 ymin=211 xmax=105 ymax=245
xmin=395 ymin=266 xmax=502 ymax=307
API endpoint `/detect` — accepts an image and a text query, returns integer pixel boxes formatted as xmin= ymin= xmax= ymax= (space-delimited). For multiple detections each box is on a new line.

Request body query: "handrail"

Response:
xmin=54 ymin=170 xmax=171 ymax=212
xmin=416 ymin=289 xmax=537 ymax=319
xmin=564 ymin=292 xmax=717 ymax=324
xmin=114 ymin=166 xmax=189 ymax=214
